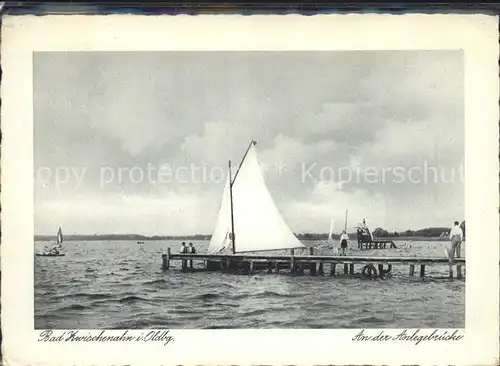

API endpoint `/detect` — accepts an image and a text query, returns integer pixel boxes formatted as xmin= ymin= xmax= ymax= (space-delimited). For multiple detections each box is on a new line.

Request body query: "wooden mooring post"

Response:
xmin=267 ymin=262 xmax=273 ymax=273
xmin=290 ymin=249 xmax=296 ymax=273
xmin=162 ymin=248 xmax=171 ymax=270
xmin=310 ymin=262 xmax=317 ymax=276
xmin=308 ymin=247 xmax=316 ymax=275
xmin=330 ymin=263 xmax=336 ymax=276
xmin=449 ymin=264 xmax=463 ymax=279
xmin=420 ymin=265 xmax=425 ymax=277
xmin=409 ymin=264 xmax=415 ymax=276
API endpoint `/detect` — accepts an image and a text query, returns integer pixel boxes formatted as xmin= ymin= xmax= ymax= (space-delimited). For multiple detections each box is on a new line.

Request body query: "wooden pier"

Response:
xmin=161 ymin=248 xmax=466 ymax=279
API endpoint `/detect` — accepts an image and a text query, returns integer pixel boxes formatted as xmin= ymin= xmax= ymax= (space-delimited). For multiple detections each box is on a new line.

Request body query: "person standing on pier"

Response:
xmin=187 ymin=243 xmax=196 ymax=269
xmin=448 ymin=221 xmax=463 ymax=262
xmin=340 ymin=231 xmax=349 ymax=256
xmin=180 ymin=242 xmax=188 ymax=270
xmin=361 ymin=218 xmax=372 ymax=241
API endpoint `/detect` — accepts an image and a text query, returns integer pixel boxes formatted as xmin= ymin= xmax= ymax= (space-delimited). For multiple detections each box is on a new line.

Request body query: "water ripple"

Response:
xmin=34 ymin=239 xmax=465 ymax=329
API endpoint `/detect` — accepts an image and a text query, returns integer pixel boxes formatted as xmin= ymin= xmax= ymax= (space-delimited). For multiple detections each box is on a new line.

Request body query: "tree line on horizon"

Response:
xmin=34 ymin=225 xmax=460 ymax=242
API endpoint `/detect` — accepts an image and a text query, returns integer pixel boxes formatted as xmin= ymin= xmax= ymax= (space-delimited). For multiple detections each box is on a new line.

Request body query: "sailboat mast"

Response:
xmin=231 ymin=140 xmax=257 ymax=185
xmin=228 ymin=160 xmax=236 ymax=254
xmin=344 ymin=210 xmax=348 ymax=232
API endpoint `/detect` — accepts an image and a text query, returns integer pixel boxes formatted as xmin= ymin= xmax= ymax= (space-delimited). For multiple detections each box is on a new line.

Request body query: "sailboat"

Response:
xmin=207 ymin=141 xmax=305 ymax=254
xmin=317 ymin=219 xmax=335 ymax=249
xmin=36 ymin=227 xmax=65 ymax=257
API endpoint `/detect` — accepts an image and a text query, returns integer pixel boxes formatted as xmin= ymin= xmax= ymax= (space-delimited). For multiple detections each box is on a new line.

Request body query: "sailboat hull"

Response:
xmin=36 ymin=253 xmax=65 ymax=257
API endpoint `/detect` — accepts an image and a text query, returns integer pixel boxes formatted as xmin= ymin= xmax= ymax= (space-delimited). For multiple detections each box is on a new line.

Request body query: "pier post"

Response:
xmin=310 ymin=262 xmax=317 ymax=276
xmin=162 ymin=248 xmax=171 ymax=270
xmin=448 ymin=264 xmax=454 ymax=279
xmin=250 ymin=260 xmax=255 ymax=273
xmin=267 ymin=262 xmax=273 ymax=273
xmin=290 ymin=253 xmax=296 ymax=273
xmin=457 ymin=265 xmax=463 ymax=279
xmin=330 ymin=263 xmax=336 ymax=276
xmin=419 ymin=265 xmax=425 ymax=277
xmin=297 ymin=262 xmax=304 ymax=274
xmin=409 ymin=264 xmax=415 ymax=276
xmin=349 ymin=263 xmax=354 ymax=275
xmin=275 ymin=262 xmax=280 ymax=273
xmin=308 ymin=247 xmax=315 ymax=275
xmin=318 ymin=262 xmax=324 ymax=275
xmin=343 ymin=263 xmax=348 ymax=275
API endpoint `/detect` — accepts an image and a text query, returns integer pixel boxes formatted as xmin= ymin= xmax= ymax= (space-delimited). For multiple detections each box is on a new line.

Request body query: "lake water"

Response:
xmin=34 ymin=240 xmax=465 ymax=329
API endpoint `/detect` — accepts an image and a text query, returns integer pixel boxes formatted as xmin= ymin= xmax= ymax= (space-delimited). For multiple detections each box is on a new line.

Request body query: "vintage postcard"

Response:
xmin=1 ymin=13 xmax=499 ymax=365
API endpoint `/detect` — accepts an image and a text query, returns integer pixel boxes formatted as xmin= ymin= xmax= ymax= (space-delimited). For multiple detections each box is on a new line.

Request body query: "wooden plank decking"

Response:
xmin=167 ymin=253 xmax=464 ymax=264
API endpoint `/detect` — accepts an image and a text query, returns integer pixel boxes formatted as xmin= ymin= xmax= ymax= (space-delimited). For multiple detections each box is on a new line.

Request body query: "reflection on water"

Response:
xmin=34 ymin=240 xmax=464 ymax=329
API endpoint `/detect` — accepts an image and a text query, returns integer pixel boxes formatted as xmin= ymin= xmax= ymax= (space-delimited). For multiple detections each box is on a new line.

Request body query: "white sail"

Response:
xmin=208 ymin=175 xmax=233 ymax=253
xmin=208 ymin=143 xmax=305 ymax=253
xmin=56 ymin=227 xmax=63 ymax=246
xmin=327 ymin=219 xmax=335 ymax=246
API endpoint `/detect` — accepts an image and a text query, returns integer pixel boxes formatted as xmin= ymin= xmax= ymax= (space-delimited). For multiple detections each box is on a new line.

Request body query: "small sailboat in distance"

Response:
xmin=208 ymin=140 xmax=306 ymax=254
xmin=317 ymin=219 xmax=335 ymax=249
xmin=328 ymin=218 xmax=335 ymax=247
xmin=36 ymin=227 xmax=65 ymax=257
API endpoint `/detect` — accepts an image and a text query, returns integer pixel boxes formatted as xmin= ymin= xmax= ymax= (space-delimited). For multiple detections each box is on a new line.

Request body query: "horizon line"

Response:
xmin=34 ymin=226 xmax=454 ymax=237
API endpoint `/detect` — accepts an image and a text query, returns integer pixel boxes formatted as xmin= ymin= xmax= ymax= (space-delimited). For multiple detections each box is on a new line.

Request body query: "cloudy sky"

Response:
xmin=34 ymin=51 xmax=464 ymax=235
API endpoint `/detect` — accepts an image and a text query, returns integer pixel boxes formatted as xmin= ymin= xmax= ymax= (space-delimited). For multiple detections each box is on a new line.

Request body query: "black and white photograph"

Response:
xmin=33 ymin=49 xmax=467 ymax=329
xmin=2 ymin=14 xmax=499 ymax=366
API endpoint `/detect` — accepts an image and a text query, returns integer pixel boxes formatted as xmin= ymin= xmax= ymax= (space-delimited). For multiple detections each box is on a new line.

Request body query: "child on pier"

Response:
xmin=340 ymin=231 xmax=349 ymax=256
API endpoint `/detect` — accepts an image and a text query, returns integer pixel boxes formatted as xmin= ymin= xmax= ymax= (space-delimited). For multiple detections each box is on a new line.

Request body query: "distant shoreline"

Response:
xmin=34 ymin=234 xmax=450 ymax=242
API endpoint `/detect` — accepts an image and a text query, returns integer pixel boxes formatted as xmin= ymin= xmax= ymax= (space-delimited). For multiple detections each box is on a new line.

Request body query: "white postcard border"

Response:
xmin=1 ymin=14 xmax=499 ymax=365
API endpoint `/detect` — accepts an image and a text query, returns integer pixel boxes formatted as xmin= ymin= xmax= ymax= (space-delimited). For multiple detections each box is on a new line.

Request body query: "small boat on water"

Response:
xmin=36 ymin=227 xmax=65 ymax=257
xmin=316 ymin=218 xmax=335 ymax=249
xmin=137 ymin=241 xmax=145 ymax=244
xmin=36 ymin=253 xmax=66 ymax=257
xmin=317 ymin=210 xmax=349 ymax=252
